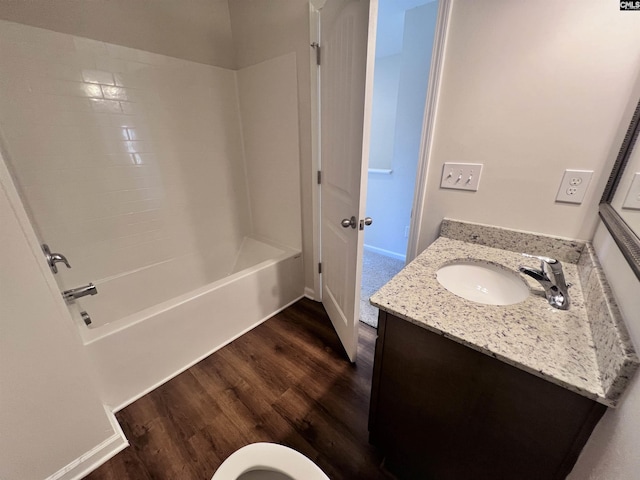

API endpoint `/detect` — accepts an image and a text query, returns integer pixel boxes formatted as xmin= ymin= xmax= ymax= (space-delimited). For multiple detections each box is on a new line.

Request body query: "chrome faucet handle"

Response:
xmin=521 ymin=253 xmax=557 ymax=265
xmin=519 ymin=253 xmax=570 ymax=310
xmin=521 ymin=253 xmax=565 ymax=276
xmin=42 ymin=244 xmax=71 ymax=274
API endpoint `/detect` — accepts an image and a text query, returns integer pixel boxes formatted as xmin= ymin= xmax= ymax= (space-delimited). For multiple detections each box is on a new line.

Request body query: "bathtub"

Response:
xmin=68 ymin=236 xmax=304 ymax=411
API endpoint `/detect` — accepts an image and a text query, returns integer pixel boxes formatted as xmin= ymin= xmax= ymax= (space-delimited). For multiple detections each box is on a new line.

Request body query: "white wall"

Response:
xmin=368 ymin=54 xmax=401 ymax=171
xmin=365 ymin=2 xmax=438 ymax=258
xmin=0 ymin=20 xmax=252 ymax=292
xmin=569 ymin=223 xmax=640 ymax=479
xmin=229 ymin=0 xmax=314 ymax=290
xmin=0 ymin=0 xmax=236 ymax=68
xmin=237 ymin=53 xmax=302 ymax=249
xmin=0 ymin=158 xmax=125 ymax=480
xmin=417 ymin=0 xmax=640 ymax=252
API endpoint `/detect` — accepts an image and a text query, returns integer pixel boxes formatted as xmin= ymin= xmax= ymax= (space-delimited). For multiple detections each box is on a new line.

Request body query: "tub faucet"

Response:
xmin=518 ymin=254 xmax=570 ymax=310
xmin=62 ymin=283 xmax=98 ymax=301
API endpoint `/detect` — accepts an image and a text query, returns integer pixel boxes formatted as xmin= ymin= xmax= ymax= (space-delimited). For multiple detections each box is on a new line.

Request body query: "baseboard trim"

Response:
xmin=46 ymin=405 xmax=128 ymax=480
xmin=304 ymin=287 xmax=317 ymax=300
xmin=364 ymin=244 xmax=406 ymax=262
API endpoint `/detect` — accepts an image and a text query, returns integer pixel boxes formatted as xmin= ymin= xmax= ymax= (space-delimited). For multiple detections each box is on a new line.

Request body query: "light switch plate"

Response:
xmin=555 ymin=169 xmax=593 ymax=204
xmin=622 ymin=172 xmax=640 ymax=210
xmin=440 ymin=163 xmax=483 ymax=191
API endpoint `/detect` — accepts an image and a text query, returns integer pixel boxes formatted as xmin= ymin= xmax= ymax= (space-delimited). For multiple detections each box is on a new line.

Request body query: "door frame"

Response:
xmin=308 ymin=1 xmax=322 ymax=300
xmin=405 ymin=0 xmax=453 ymax=263
xmin=309 ymin=0 xmax=453 ymax=300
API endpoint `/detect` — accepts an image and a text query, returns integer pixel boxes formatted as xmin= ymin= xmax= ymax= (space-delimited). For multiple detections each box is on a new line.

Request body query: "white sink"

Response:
xmin=436 ymin=260 xmax=529 ymax=306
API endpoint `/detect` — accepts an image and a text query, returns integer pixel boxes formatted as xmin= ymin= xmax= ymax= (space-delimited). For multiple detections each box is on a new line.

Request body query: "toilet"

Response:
xmin=211 ymin=443 xmax=330 ymax=480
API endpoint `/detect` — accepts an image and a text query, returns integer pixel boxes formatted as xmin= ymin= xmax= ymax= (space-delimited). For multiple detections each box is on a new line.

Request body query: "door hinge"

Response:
xmin=318 ymin=262 xmax=322 ymax=274
xmin=317 ymin=170 xmax=322 ymax=184
xmin=311 ymin=42 xmax=321 ymax=66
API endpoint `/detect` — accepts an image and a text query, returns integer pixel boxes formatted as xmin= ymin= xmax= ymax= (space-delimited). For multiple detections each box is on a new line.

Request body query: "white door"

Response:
xmin=318 ymin=0 xmax=376 ymax=362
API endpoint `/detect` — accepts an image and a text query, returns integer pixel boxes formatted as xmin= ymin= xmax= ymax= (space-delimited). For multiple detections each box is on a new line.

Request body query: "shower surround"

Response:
xmin=0 ymin=19 xmax=304 ymax=408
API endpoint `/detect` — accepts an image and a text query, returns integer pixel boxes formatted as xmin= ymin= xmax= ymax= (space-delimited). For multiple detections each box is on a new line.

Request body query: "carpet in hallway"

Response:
xmin=360 ymin=249 xmax=404 ymax=328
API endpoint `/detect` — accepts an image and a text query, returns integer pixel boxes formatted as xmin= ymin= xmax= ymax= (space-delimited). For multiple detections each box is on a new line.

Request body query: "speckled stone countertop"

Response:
xmin=370 ymin=220 xmax=639 ymax=407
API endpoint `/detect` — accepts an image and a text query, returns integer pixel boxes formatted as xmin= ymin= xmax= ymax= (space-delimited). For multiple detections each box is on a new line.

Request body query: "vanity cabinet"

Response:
xmin=368 ymin=312 xmax=607 ymax=480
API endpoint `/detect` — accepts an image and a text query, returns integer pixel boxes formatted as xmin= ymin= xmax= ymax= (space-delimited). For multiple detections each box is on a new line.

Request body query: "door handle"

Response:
xmin=359 ymin=217 xmax=373 ymax=230
xmin=341 ymin=216 xmax=357 ymax=229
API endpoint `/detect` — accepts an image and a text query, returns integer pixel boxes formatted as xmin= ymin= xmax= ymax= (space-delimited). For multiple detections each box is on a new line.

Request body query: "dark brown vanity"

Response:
xmin=367 ymin=220 xmax=638 ymax=480
xmin=368 ymin=311 xmax=606 ymax=480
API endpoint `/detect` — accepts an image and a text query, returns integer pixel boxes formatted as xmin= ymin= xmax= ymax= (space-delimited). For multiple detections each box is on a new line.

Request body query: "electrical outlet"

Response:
xmin=440 ymin=163 xmax=483 ymax=191
xmin=555 ymin=169 xmax=593 ymax=204
xmin=622 ymin=172 xmax=640 ymax=210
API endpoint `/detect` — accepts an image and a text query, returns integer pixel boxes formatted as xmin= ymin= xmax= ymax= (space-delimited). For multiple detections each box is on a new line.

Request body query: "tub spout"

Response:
xmin=62 ymin=283 xmax=98 ymax=301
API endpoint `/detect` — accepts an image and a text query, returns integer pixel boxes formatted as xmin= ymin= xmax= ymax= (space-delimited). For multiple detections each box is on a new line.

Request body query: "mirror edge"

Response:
xmin=599 ymin=204 xmax=640 ymax=280
xmin=599 ymin=96 xmax=640 ymax=282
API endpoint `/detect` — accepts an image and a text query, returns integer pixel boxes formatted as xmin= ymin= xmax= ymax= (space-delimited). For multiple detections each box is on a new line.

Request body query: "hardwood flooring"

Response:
xmin=85 ymin=298 xmax=390 ymax=480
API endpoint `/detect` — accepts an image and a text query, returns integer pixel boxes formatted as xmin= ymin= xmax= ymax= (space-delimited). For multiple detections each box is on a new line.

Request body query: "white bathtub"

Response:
xmin=69 ymin=236 xmax=304 ymax=411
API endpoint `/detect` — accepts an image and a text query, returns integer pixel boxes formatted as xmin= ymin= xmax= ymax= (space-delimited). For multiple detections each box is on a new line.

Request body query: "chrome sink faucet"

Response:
xmin=519 ymin=254 xmax=571 ymax=310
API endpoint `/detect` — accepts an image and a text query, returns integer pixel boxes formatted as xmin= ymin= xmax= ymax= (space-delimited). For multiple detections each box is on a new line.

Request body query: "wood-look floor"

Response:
xmin=85 ymin=298 xmax=391 ymax=480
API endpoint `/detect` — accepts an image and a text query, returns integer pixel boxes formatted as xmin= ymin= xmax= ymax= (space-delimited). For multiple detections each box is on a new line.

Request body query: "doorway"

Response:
xmin=360 ymin=0 xmax=440 ymax=328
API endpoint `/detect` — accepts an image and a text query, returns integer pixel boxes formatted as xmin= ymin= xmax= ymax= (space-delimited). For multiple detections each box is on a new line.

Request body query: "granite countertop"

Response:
xmin=370 ymin=220 xmax=639 ymax=407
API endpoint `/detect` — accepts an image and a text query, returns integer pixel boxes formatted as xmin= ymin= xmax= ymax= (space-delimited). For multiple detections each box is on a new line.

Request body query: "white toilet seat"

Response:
xmin=211 ymin=443 xmax=330 ymax=480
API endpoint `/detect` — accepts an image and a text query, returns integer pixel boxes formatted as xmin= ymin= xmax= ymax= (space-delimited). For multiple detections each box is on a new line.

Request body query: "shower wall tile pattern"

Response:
xmin=0 ymin=20 xmax=253 ymax=290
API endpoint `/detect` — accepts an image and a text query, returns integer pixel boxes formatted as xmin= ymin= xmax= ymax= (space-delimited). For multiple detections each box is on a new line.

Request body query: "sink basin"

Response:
xmin=436 ymin=260 xmax=529 ymax=305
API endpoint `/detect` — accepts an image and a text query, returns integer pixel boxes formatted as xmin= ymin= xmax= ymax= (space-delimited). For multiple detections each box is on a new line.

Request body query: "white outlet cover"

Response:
xmin=622 ymin=172 xmax=640 ymax=210
xmin=555 ymin=169 xmax=593 ymax=204
xmin=440 ymin=163 xmax=483 ymax=191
